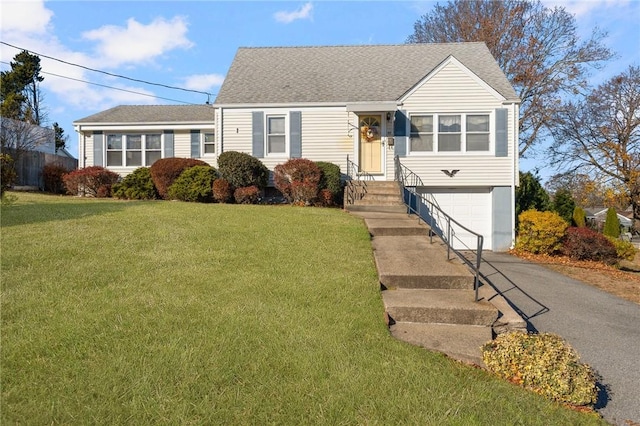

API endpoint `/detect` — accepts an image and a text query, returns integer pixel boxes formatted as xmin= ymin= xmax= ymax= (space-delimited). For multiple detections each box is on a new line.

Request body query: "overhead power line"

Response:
xmin=1 ymin=41 xmax=216 ymax=102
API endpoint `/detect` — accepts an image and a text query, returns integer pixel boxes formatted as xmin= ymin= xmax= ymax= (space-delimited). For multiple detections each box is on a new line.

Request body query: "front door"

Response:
xmin=359 ymin=115 xmax=383 ymax=174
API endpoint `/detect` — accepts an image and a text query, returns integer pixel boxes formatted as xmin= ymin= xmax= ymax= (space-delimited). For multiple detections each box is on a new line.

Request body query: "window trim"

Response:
xmin=407 ymin=112 xmax=494 ymax=155
xmin=265 ymin=113 xmax=289 ymax=157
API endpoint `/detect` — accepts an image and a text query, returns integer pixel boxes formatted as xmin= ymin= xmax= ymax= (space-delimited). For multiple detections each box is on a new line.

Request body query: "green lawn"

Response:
xmin=1 ymin=192 xmax=604 ymax=424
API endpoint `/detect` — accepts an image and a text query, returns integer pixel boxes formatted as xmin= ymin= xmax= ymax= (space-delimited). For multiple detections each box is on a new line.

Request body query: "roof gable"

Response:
xmin=215 ymin=43 xmax=518 ymax=105
xmin=399 ymin=55 xmax=506 ymax=103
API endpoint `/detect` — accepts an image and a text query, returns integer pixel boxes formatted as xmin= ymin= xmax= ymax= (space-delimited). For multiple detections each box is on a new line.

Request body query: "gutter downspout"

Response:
xmin=511 ymin=102 xmax=520 ymax=249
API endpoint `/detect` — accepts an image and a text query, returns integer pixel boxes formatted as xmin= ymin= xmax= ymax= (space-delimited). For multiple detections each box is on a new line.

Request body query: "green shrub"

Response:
xmin=234 ymin=185 xmax=259 ymax=204
xmin=273 ymin=158 xmax=321 ymax=206
xmin=112 ymin=167 xmax=158 ymax=200
xmin=606 ymin=236 xmax=637 ymax=261
xmin=217 ymin=151 xmax=269 ymax=190
xmin=42 ymin=164 xmax=70 ymax=194
xmin=62 ymin=166 xmax=120 ymax=197
xmin=603 ymin=207 xmax=620 ymax=238
xmin=482 ymin=332 xmax=597 ymax=407
xmin=316 ymin=161 xmax=344 ymax=206
xmin=562 ymin=227 xmax=618 ymax=264
xmin=572 ymin=206 xmax=587 ymax=227
xmin=552 ymin=188 xmax=575 ymax=224
xmin=167 ymin=165 xmax=216 ymax=202
xmin=515 ymin=210 xmax=568 ymax=255
xmin=1 ymin=153 xmax=17 ymax=196
xmin=212 ymin=178 xmax=233 ymax=203
xmin=150 ymin=157 xmax=208 ymax=199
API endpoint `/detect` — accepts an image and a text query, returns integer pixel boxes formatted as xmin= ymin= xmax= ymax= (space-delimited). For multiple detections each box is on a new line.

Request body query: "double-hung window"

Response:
xmin=267 ymin=115 xmax=286 ymax=155
xmin=106 ymin=134 xmax=123 ymax=166
xmin=466 ymin=115 xmax=490 ymax=151
xmin=438 ymin=115 xmax=461 ymax=152
xmin=203 ymin=132 xmax=215 ymax=155
xmin=410 ymin=115 xmax=433 ymax=152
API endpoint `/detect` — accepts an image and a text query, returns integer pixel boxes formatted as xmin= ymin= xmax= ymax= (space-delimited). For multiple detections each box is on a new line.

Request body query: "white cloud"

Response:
xmin=274 ymin=2 xmax=313 ymax=24
xmin=0 ymin=0 xmax=53 ymax=35
xmin=542 ymin=0 xmax=628 ymax=17
xmin=82 ymin=16 xmax=194 ymax=67
xmin=182 ymin=74 xmax=225 ymax=91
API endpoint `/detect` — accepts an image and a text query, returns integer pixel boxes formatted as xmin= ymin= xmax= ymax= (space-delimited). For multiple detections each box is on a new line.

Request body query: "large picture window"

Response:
xmin=267 ymin=115 xmax=286 ymax=154
xmin=106 ymin=134 xmax=162 ymax=167
xmin=408 ymin=113 xmax=491 ymax=154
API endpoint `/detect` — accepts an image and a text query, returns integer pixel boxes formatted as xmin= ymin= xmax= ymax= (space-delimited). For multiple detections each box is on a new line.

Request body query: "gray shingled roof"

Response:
xmin=215 ymin=43 xmax=518 ymax=105
xmin=74 ymin=105 xmax=215 ymax=124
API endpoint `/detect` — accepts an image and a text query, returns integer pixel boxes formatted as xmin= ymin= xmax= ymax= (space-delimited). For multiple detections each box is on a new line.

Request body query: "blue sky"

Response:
xmin=1 ymin=0 xmax=639 ymax=178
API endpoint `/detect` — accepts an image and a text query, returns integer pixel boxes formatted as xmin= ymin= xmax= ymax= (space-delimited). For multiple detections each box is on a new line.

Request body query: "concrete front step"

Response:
xmin=372 ymin=235 xmax=474 ymax=290
xmin=345 ymin=204 xmax=407 ymax=213
xmin=358 ymin=193 xmax=403 ymax=202
xmin=390 ymin=322 xmax=492 ymax=366
xmin=383 ymin=288 xmax=498 ymax=326
xmin=365 ymin=216 xmax=430 ymax=237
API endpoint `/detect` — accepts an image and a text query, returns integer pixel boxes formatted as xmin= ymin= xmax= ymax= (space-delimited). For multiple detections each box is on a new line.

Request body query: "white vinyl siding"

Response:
xmin=220 ymin=107 xmax=353 ymax=172
xmin=396 ymin=59 xmax=515 ymax=186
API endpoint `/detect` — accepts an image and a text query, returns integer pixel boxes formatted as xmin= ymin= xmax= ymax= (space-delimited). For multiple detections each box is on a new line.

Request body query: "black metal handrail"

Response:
xmin=345 ymin=155 xmax=375 ymax=205
xmin=394 ymin=156 xmax=484 ymax=302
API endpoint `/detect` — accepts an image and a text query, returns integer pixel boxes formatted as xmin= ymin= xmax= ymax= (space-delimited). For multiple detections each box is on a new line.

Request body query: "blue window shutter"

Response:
xmin=290 ymin=111 xmax=302 ymax=158
xmin=495 ymin=108 xmax=508 ymax=157
xmin=163 ymin=130 xmax=174 ymax=158
xmin=93 ymin=131 xmax=103 ymax=166
xmin=252 ymin=111 xmax=264 ymax=158
xmin=190 ymin=130 xmax=200 ymax=158
xmin=394 ymin=110 xmax=407 ymax=157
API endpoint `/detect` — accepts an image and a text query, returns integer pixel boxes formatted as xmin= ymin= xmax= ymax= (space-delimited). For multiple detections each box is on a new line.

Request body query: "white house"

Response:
xmin=74 ymin=43 xmax=520 ymax=251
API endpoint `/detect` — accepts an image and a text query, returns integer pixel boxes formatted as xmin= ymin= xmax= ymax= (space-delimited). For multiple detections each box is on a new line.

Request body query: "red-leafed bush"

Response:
xmin=273 ymin=158 xmax=321 ymax=206
xmin=213 ymin=178 xmax=233 ymax=203
xmin=62 ymin=166 xmax=120 ymax=197
xmin=42 ymin=164 xmax=71 ymax=194
xmin=317 ymin=188 xmax=334 ymax=207
xmin=150 ymin=157 xmax=208 ymax=199
xmin=562 ymin=226 xmax=618 ymax=264
xmin=234 ymin=186 xmax=259 ymax=204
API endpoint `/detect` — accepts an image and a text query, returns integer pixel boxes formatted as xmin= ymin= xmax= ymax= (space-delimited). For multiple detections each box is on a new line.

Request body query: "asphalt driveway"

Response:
xmin=478 ymin=252 xmax=640 ymax=426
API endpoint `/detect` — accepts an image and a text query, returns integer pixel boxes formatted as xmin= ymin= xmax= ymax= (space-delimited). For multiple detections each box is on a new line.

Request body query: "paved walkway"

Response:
xmin=478 ymin=252 xmax=640 ymax=426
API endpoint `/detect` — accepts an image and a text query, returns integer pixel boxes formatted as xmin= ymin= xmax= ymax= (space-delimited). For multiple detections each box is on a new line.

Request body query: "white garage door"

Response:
xmin=423 ymin=187 xmax=492 ymax=251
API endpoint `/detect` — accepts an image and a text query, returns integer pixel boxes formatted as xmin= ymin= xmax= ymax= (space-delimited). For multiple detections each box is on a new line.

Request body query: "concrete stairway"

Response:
xmin=348 ymin=183 xmax=499 ymax=366
xmin=344 ymin=181 xmax=407 ymax=213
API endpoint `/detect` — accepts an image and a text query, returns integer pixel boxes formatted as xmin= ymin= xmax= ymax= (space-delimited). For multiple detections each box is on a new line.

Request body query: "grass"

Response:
xmin=1 ymin=192 xmax=605 ymax=424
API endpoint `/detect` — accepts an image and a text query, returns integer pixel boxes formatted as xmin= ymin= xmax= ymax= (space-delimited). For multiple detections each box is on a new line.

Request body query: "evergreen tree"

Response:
xmin=552 ymin=188 xmax=575 ymax=224
xmin=572 ymin=206 xmax=586 ymax=228
xmin=603 ymin=207 xmax=620 ymax=238
xmin=516 ymin=171 xmax=550 ymax=220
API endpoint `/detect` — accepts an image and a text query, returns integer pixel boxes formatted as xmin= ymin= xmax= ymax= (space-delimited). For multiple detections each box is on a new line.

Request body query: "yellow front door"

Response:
xmin=359 ymin=115 xmax=383 ymax=174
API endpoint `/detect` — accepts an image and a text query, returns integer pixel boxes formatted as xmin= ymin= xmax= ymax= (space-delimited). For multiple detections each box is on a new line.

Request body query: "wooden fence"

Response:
xmin=5 ymin=148 xmax=78 ymax=189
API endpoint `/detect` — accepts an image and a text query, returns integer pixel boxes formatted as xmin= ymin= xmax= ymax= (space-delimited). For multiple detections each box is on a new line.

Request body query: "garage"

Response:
xmin=419 ymin=187 xmax=493 ymax=251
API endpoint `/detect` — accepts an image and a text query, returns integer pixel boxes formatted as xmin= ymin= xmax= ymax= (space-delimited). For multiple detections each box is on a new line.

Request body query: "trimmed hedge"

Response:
xmin=167 ymin=165 xmax=217 ymax=202
xmin=212 ymin=178 xmax=233 ymax=203
xmin=217 ymin=151 xmax=269 ymax=190
xmin=316 ymin=161 xmax=343 ymax=206
xmin=42 ymin=164 xmax=70 ymax=194
xmin=483 ymin=332 xmax=597 ymax=407
xmin=273 ymin=158 xmax=321 ymax=206
xmin=603 ymin=207 xmax=621 ymax=238
xmin=112 ymin=167 xmax=158 ymax=200
xmin=234 ymin=185 xmax=259 ymax=204
xmin=515 ymin=210 xmax=568 ymax=255
xmin=62 ymin=166 xmax=120 ymax=197
xmin=1 ymin=153 xmax=17 ymax=196
xmin=562 ymin=227 xmax=617 ymax=264
xmin=150 ymin=157 xmax=208 ymax=199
